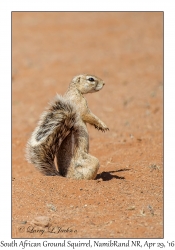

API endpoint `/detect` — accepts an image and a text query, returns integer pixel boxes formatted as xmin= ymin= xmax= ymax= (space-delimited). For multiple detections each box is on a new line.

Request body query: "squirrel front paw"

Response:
xmin=94 ymin=122 xmax=109 ymax=132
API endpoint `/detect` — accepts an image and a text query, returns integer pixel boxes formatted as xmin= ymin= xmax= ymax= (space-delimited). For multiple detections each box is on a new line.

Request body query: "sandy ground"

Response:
xmin=12 ymin=12 xmax=163 ymax=238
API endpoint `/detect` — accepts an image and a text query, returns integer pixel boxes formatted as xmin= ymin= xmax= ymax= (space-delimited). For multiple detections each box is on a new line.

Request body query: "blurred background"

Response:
xmin=12 ymin=12 xmax=163 ymax=175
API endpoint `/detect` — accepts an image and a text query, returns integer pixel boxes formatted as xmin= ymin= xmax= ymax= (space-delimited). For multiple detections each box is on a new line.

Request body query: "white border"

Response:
xmin=1 ymin=0 xmax=174 ymax=245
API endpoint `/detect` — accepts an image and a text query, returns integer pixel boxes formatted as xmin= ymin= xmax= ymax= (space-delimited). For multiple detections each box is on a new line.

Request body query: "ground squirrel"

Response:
xmin=26 ymin=74 xmax=109 ymax=179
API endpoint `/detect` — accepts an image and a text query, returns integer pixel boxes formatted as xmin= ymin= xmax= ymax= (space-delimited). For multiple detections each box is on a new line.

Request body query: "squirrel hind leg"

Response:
xmin=66 ymin=153 xmax=100 ymax=180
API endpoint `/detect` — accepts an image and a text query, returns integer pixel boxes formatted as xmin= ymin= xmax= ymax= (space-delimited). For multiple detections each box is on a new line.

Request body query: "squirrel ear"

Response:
xmin=72 ymin=75 xmax=81 ymax=83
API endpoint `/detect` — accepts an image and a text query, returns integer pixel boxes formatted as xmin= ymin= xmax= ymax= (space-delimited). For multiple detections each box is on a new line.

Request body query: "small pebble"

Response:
xmin=32 ymin=216 xmax=50 ymax=227
xmin=20 ymin=221 xmax=27 ymax=224
xmin=127 ymin=206 xmax=135 ymax=210
xmin=47 ymin=204 xmax=57 ymax=211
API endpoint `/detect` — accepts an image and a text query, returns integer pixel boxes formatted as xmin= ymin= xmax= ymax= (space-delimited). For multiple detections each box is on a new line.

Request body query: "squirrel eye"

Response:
xmin=88 ymin=77 xmax=95 ymax=82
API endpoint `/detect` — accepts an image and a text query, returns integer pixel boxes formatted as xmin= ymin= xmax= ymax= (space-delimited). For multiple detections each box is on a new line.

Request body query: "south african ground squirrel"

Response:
xmin=26 ymin=74 xmax=109 ymax=179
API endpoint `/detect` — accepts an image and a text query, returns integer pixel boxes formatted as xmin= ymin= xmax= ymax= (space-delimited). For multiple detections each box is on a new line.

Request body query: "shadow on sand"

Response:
xmin=96 ymin=168 xmax=131 ymax=181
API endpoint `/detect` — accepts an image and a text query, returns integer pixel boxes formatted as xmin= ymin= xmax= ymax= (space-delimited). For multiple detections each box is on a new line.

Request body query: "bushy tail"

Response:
xmin=26 ymin=95 xmax=79 ymax=176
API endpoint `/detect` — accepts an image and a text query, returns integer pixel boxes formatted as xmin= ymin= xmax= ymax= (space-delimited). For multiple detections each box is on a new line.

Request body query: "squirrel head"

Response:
xmin=71 ymin=74 xmax=105 ymax=94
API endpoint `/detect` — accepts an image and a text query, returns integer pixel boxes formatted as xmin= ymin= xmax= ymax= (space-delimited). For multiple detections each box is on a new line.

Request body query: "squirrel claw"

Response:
xmin=94 ymin=125 xmax=109 ymax=132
